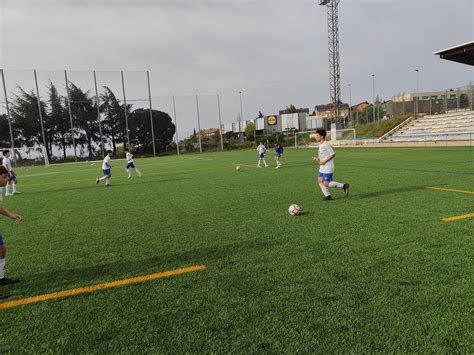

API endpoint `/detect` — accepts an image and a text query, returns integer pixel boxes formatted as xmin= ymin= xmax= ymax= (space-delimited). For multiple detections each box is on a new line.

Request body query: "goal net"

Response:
xmin=0 ymin=147 xmax=49 ymax=168
xmin=294 ymin=129 xmax=357 ymax=148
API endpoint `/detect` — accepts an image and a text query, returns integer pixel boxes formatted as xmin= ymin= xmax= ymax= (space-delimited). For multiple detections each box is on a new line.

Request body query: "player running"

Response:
xmin=96 ymin=150 xmax=113 ymax=187
xmin=312 ymin=129 xmax=349 ymax=200
xmin=2 ymin=150 xmax=20 ymax=196
xmin=257 ymin=142 xmax=268 ymax=168
xmin=124 ymin=148 xmax=142 ymax=179
xmin=275 ymin=142 xmax=284 ymax=169
xmin=0 ymin=165 xmax=24 ymax=299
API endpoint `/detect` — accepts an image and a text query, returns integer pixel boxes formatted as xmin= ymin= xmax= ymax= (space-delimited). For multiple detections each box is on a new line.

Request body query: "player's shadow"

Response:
xmin=4 ymin=238 xmax=282 ymax=298
xmin=351 ymin=185 xmax=433 ymax=200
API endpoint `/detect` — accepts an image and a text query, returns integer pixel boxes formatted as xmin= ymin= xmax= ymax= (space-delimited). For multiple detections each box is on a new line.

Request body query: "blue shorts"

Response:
xmin=102 ymin=168 xmax=111 ymax=176
xmin=0 ymin=234 xmax=4 ymax=246
xmin=7 ymin=171 xmax=16 ymax=181
xmin=275 ymin=153 xmax=282 ymax=158
xmin=318 ymin=172 xmax=333 ymax=182
xmin=126 ymin=162 xmax=135 ymax=169
xmin=259 ymin=153 xmax=265 ymax=159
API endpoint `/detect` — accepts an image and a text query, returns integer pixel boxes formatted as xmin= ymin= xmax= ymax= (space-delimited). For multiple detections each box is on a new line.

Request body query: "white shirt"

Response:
xmin=2 ymin=157 xmax=12 ymax=171
xmin=126 ymin=152 xmax=134 ymax=163
xmin=102 ymin=156 xmax=112 ymax=170
xmin=318 ymin=141 xmax=335 ymax=174
xmin=257 ymin=144 xmax=267 ymax=154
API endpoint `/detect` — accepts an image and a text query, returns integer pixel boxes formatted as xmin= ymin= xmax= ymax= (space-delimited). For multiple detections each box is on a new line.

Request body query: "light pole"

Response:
xmin=348 ymin=83 xmax=352 ymax=126
xmin=414 ymin=69 xmax=419 ymax=116
xmin=372 ymin=74 xmax=376 ymax=122
xmin=239 ymin=91 xmax=244 ymax=143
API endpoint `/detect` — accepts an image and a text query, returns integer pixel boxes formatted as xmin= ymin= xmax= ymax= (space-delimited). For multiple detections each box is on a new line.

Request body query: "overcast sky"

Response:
xmin=1 ymin=0 xmax=472 ymax=133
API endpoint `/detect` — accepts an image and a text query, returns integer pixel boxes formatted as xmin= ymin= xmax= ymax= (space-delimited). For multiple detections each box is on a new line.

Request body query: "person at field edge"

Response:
xmin=275 ymin=142 xmax=284 ymax=169
xmin=257 ymin=142 xmax=268 ymax=168
xmin=313 ymin=129 xmax=350 ymax=200
xmin=2 ymin=150 xmax=21 ymax=196
xmin=124 ymin=149 xmax=142 ymax=179
xmin=96 ymin=150 xmax=113 ymax=187
xmin=0 ymin=166 xmax=24 ymax=300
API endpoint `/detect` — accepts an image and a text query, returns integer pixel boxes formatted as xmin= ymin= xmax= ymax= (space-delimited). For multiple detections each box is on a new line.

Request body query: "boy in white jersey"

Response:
xmin=257 ymin=142 xmax=268 ymax=168
xmin=96 ymin=150 xmax=113 ymax=187
xmin=0 ymin=165 xmax=24 ymax=299
xmin=124 ymin=148 xmax=142 ymax=179
xmin=2 ymin=150 xmax=20 ymax=196
xmin=312 ymin=129 xmax=349 ymax=200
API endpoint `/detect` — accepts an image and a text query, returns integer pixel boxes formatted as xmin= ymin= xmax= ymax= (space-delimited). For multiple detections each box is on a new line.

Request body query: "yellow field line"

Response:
xmin=427 ymin=187 xmax=474 ymax=195
xmin=0 ymin=264 xmax=207 ymax=310
xmin=442 ymin=213 xmax=474 ymax=223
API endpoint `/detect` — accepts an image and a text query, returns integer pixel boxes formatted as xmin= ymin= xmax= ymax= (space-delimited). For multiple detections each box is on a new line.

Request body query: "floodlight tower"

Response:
xmin=319 ymin=0 xmax=341 ymax=124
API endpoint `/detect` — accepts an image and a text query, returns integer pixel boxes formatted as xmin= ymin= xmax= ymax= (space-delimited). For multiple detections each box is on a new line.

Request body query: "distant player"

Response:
xmin=124 ymin=148 xmax=142 ymax=179
xmin=312 ymin=129 xmax=349 ymax=200
xmin=275 ymin=142 xmax=284 ymax=169
xmin=96 ymin=150 xmax=113 ymax=187
xmin=0 ymin=165 xmax=24 ymax=299
xmin=2 ymin=150 xmax=20 ymax=196
xmin=257 ymin=142 xmax=268 ymax=168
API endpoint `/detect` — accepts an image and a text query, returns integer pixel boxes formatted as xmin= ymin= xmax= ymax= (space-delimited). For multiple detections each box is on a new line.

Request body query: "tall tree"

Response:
xmin=0 ymin=114 xmax=12 ymax=147
xmin=10 ymin=86 xmax=52 ymax=158
xmin=128 ymin=109 xmax=175 ymax=154
xmin=100 ymin=86 xmax=126 ymax=155
xmin=47 ymin=81 xmax=71 ymax=160
xmin=68 ymin=83 xmax=99 ymax=158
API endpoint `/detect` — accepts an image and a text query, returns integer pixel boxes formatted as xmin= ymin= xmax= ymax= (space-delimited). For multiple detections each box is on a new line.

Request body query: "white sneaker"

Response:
xmin=275 ymin=166 xmax=279 ymax=169
xmin=127 ymin=175 xmax=132 ymax=179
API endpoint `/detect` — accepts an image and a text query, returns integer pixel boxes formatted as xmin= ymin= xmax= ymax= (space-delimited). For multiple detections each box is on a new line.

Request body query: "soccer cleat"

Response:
xmin=323 ymin=195 xmax=333 ymax=201
xmin=0 ymin=293 xmax=10 ymax=299
xmin=127 ymin=175 xmax=132 ymax=179
xmin=13 ymin=191 xmax=21 ymax=194
xmin=105 ymin=184 xmax=111 ymax=187
xmin=96 ymin=178 xmax=100 ymax=185
xmin=0 ymin=278 xmax=19 ymax=286
xmin=343 ymin=183 xmax=350 ymax=196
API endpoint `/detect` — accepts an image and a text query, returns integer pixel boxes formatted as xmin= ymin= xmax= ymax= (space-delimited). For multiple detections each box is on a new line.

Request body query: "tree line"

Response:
xmin=0 ymin=82 xmax=176 ymax=160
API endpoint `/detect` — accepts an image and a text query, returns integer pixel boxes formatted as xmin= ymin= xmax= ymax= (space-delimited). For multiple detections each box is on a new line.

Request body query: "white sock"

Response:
xmin=0 ymin=258 xmax=5 ymax=279
xmin=99 ymin=176 xmax=107 ymax=181
xmin=105 ymin=178 xmax=110 ymax=185
xmin=135 ymin=168 xmax=141 ymax=176
xmin=263 ymin=159 xmax=268 ymax=167
xmin=319 ymin=183 xmax=331 ymax=197
xmin=126 ymin=169 xmax=131 ymax=177
xmin=13 ymin=184 xmax=17 ymax=193
xmin=257 ymin=160 xmax=261 ymax=167
xmin=329 ymin=181 xmax=344 ymax=188
xmin=6 ymin=184 xmax=11 ymax=195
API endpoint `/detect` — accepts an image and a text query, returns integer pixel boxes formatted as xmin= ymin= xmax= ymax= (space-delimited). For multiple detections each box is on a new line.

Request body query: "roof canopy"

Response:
xmin=434 ymin=41 xmax=474 ymax=66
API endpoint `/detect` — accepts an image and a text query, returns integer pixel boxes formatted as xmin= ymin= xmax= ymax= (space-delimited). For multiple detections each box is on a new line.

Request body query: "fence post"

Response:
xmin=93 ymin=71 xmax=105 ymax=157
xmin=64 ymin=70 xmax=78 ymax=162
xmin=217 ymin=94 xmax=224 ymax=151
xmin=195 ymin=94 xmax=202 ymax=153
xmin=172 ymin=96 xmax=180 ymax=156
xmin=33 ymin=70 xmax=49 ymax=166
xmin=0 ymin=69 xmax=15 ymax=151
xmin=146 ymin=71 xmax=156 ymax=157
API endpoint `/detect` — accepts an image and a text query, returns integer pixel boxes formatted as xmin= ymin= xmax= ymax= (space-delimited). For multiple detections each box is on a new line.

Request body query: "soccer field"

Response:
xmin=1 ymin=147 xmax=473 ymax=353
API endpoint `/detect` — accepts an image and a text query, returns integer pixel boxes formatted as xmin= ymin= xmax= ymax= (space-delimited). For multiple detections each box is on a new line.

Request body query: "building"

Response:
xmin=352 ymin=101 xmax=370 ymax=112
xmin=313 ymin=103 xmax=350 ymax=119
xmin=392 ymin=89 xmax=470 ymax=103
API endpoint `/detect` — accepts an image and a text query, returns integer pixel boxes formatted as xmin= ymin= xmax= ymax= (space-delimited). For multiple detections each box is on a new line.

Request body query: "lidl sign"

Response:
xmin=267 ymin=115 xmax=277 ymax=125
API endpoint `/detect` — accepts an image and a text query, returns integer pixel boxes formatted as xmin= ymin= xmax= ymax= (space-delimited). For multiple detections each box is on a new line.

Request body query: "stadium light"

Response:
xmin=371 ymin=74 xmax=376 ymax=122
xmin=319 ymin=0 xmax=331 ymax=5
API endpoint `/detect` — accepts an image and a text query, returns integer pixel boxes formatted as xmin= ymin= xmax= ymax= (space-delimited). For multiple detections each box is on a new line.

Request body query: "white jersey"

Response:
xmin=257 ymin=144 xmax=267 ymax=154
xmin=102 ymin=156 xmax=112 ymax=170
xmin=318 ymin=141 xmax=335 ymax=174
xmin=2 ymin=157 xmax=12 ymax=171
xmin=126 ymin=152 xmax=134 ymax=163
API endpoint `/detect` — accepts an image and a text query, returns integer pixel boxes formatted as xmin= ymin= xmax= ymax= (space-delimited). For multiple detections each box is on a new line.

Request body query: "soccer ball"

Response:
xmin=236 ymin=166 xmax=241 ymax=171
xmin=288 ymin=204 xmax=301 ymax=216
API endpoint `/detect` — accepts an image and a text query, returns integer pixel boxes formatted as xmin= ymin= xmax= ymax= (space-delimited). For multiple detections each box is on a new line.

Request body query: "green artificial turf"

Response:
xmin=0 ymin=147 xmax=473 ymax=353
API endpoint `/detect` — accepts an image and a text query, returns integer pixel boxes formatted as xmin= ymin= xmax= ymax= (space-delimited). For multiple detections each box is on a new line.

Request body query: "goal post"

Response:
xmin=0 ymin=146 xmax=49 ymax=168
xmin=294 ymin=128 xmax=357 ymax=148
